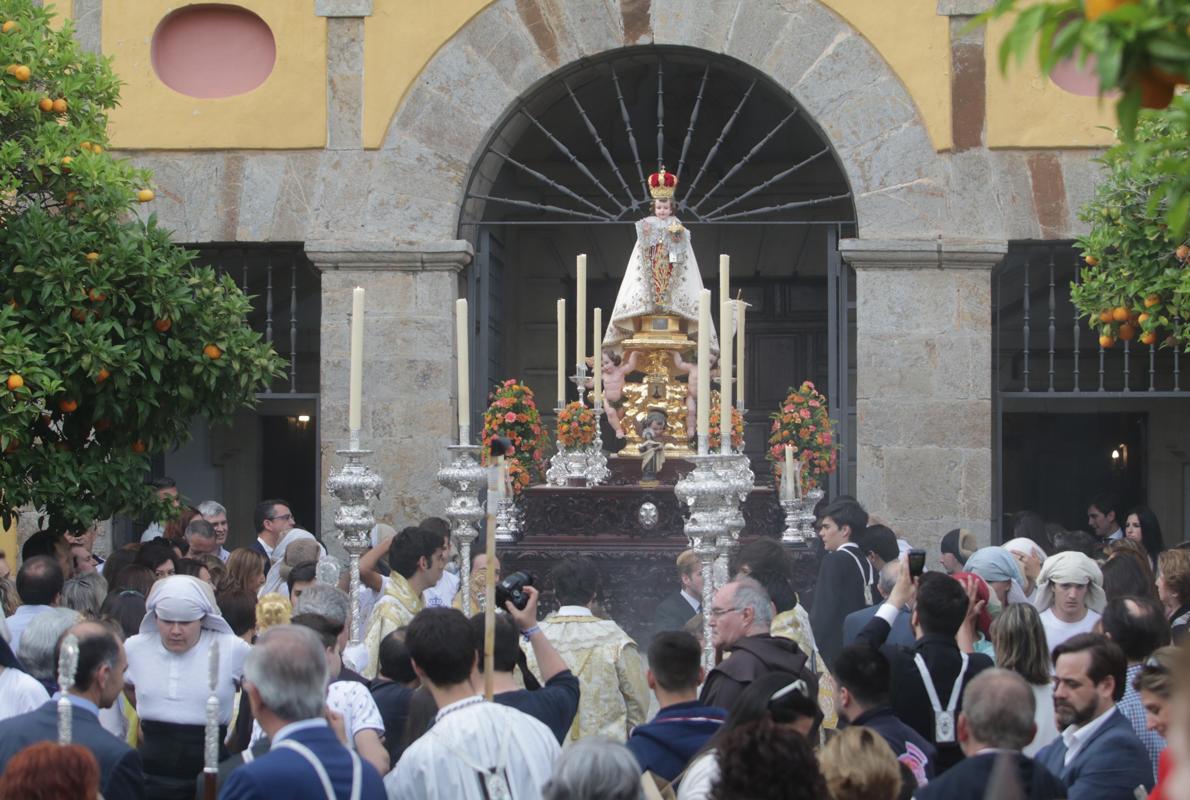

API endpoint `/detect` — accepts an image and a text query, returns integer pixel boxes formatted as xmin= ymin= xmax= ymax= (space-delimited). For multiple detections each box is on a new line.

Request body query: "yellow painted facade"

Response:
xmin=101 ymin=1 xmax=327 ymax=149
xmin=80 ymin=0 xmax=1115 ymax=153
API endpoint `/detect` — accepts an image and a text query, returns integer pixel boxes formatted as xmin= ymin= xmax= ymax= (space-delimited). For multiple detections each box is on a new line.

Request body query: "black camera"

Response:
xmin=495 ymin=571 xmax=535 ymax=611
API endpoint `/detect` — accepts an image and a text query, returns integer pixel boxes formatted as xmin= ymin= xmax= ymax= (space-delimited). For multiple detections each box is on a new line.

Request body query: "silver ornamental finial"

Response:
xmin=57 ymin=633 xmax=79 ymax=745
xmin=205 ymin=640 xmax=221 ymax=775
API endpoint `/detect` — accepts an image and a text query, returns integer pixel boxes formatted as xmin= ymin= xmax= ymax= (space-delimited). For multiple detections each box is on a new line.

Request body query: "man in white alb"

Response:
xmin=384 ymin=608 xmax=559 ymax=800
xmin=1035 ymin=552 xmax=1105 ymax=655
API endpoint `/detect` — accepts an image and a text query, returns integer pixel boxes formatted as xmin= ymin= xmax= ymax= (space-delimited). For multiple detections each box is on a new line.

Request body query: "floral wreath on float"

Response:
xmin=766 ymin=381 xmax=838 ymax=491
xmin=555 ymin=401 xmax=597 ymax=449
xmin=482 ymin=379 xmax=546 ymax=495
xmin=709 ymin=396 xmax=745 ymax=451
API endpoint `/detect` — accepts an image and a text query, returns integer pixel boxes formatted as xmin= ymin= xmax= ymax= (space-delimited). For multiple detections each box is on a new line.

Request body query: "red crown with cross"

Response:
xmin=648 ymin=167 xmax=677 ymax=200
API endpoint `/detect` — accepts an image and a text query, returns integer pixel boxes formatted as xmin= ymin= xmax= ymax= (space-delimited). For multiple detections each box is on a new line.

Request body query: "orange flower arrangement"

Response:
xmin=482 ymin=379 xmax=546 ymax=495
xmin=709 ymin=396 xmax=745 ymax=451
xmin=556 ymin=401 xmax=597 ymax=448
xmin=766 ymin=381 xmax=838 ymax=491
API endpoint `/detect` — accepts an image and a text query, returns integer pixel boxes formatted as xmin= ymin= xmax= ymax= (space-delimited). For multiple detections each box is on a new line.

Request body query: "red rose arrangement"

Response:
xmin=555 ymin=401 xmax=597 ymax=448
xmin=482 ymin=379 xmax=546 ymax=495
xmin=766 ymin=381 xmax=838 ymax=491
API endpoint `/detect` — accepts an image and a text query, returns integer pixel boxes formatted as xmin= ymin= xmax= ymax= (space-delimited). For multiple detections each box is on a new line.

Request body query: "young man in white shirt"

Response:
xmin=1035 ymin=552 xmax=1105 ymax=655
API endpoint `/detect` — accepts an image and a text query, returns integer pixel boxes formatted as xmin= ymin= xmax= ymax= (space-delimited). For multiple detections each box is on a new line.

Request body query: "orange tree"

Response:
xmin=0 ymin=0 xmax=283 ymax=533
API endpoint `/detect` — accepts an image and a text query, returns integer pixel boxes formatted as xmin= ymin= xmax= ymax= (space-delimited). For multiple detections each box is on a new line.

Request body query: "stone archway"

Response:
xmin=377 ymin=0 xmax=946 ymax=243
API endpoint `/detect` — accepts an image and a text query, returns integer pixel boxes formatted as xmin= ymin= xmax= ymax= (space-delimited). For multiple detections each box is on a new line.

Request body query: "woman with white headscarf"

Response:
xmin=260 ymin=528 xmax=325 ymax=598
xmin=1002 ymin=537 xmax=1047 ymax=599
xmin=1034 ymin=551 xmax=1106 ymax=655
xmin=124 ymin=575 xmax=251 ymax=799
xmin=964 ymin=547 xmax=1030 ymax=608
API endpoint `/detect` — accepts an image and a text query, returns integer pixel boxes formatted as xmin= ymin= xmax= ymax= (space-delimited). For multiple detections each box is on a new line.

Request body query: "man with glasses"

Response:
xmin=698 ymin=576 xmax=817 ymax=712
xmin=197 ymin=500 xmax=231 ymax=561
xmin=251 ymin=499 xmax=295 ymax=563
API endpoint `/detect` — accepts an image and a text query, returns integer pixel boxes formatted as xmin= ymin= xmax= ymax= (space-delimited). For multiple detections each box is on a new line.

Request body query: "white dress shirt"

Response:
xmin=5 ymin=605 xmax=52 ymax=651
xmin=1061 ymin=705 xmax=1119 ymax=766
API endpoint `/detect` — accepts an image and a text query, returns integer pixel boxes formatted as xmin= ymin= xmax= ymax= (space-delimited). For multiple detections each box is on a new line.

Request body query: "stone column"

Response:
xmin=314 ymin=0 xmax=371 ymax=150
xmin=306 ymin=240 xmax=472 ymax=557
xmin=840 ymin=239 xmax=1006 ymax=560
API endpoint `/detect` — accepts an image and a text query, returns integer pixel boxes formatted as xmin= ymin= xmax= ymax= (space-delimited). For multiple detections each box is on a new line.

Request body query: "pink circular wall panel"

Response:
xmin=152 ymin=5 xmax=276 ymax=99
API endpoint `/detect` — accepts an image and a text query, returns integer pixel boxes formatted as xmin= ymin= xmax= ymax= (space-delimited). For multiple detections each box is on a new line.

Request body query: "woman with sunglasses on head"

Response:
xmin=1133 ymin=647 xmax=1179 ymax=800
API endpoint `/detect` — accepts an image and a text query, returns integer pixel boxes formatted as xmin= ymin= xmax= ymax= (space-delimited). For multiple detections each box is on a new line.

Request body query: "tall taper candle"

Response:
xmin=783 ymin=444 xmax=795 ymax=499
xmin=697 ymin=289 xmax=711 ymax=453
xmin=576 ymin=255 xmax=587 ymax=369
xmin=719 ymin=299 xmax=733 ymax=454
xmin=456 ymin=299 xmax=469 ymax=437
xmin=593 ymin=307 xmax=603 ymax=407
xmin=719 ymin=255 xmax=730 ymax=306
xmin=556 ymin=299 xmax=566 ymax=406
xmin=736 ymin=298 xmax=746 ymax=410
xmin=348 ymin=287 xmax=365 ymax=432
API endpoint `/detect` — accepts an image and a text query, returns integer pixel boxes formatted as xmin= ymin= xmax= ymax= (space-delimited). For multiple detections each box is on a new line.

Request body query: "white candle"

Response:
xmin=783 ymin=444 xmax=794 ymax=498
xmin=456 ymin=299 xmax=469 ymax=436
xmin=556 ymin=298 xmax=566 ymax=407
xmin=736 ymin=298 xmax=746 ymax=411
xmin=576 ymin=254 xmax=587 ymax=371
xmin=697 ymin=289 xmax=711 ymax=452
xmin=719 ymin=254 xmax=730 ymax=309
xmin=719 ymin=300 xmax=733 ymax=455
xmin=593 ymin=307 xmax=603 ymax=407
xmin=348 ymin=287 xmax=365 ymax=432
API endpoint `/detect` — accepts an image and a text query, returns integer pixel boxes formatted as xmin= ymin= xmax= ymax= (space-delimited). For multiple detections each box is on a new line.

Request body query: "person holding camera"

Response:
xmin=467 ymin=579 xmax=580 ymax=743
xmin=523 ymin=557 xmax=649 ymax=743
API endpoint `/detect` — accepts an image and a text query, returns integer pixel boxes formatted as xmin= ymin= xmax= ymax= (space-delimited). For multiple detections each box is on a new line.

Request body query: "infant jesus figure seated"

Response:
xmin=639 ymin=409 xmax=668 ymax=483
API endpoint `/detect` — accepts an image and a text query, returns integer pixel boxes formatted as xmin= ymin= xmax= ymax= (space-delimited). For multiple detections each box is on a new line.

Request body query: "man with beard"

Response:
xmin=1036 ymin=633 xmax=1152 ymax=798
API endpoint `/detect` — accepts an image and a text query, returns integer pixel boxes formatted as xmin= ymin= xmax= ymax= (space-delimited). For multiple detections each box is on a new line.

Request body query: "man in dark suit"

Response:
xmin=652 ymin=550 xmax=702 ymax=636
xmin=250 ymin=498 xmax=294 ymax=565
xmin=0 ymin=621 xmax=144 ymax=799
xmin=842 ymin=561 xmax=914 ymax=648
xmin=915 ymin=668 xmax=1065 ymax=799
xmin=1036 ymin=633 xmax=1154 ymax=799
xmin=219 ymin=625 xmax=386 ymax=800
xmin=809 ymin=499 xmax=874 ymax=669
xmin=856 ymin=559 xmax=993 ymax=772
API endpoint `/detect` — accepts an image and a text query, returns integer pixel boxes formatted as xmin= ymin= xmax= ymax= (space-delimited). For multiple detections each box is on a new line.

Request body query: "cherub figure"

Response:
xmin=585 ymin=349 xmax=641 ymax=438
xmin=671 ymin=350 xmax=719 ymax=435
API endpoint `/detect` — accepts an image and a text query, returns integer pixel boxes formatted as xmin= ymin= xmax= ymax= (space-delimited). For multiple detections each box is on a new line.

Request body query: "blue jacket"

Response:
xmin=842 ymin=603 xmax=915 ymax=649
xmin=218 ymin=722 xmax=385 ymax=800
xmin=626 ymin=700 xmax=726 ymax=783
xmin=1036 ymin=707 xmax=1154 ymax=800
xmin=0 ymin=700 xmax=144 ymax=800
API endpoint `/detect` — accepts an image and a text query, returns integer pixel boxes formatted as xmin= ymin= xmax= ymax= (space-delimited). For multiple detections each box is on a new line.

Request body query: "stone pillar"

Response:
xmin=840 ymin=239 xmax=1006 ymax=560
xmin=314 ymin=0 xmax=371 ymax=150
xmin=306 ymin=240 xmax=471 ymax=558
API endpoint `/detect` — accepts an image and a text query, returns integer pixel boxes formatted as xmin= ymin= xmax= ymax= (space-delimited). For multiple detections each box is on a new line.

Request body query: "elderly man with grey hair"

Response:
xmin=184 ymin=518 xmax=219 ymax=558
xmin=218 ymin=625 xmax=386 ymax=799
xmin=17 ymin=606 xmax=83 ymax=692
xmin=61 ymin=572 xmax=108 ymax=618
xmin=196 ymin=500 xmax=231 ymax=561
xmin=915 ymin=669 xmax=1066 ymax=799
xmin=543 ymin=737 xmax=644 ymax=800
xmin=697 ymin=576 xmax=818 ymax=711
xmin=293 ymin=583 xmax=370 ymax=685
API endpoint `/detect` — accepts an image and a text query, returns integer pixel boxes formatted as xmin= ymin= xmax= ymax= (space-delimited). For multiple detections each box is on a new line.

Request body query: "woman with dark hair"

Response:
xmin=109 ymin=565 xmax=156 ymax=598
xmin=709 ymin=718 xmax=827 ymax=800
xmin=99 ymin=589 xmax=147 ymax=640
xmin=174 ymin=557 xmax=214 ymax=588
xmin=677 ymin=671 xmax=819 ymax=800
xmin=1125 ymin=506 xmax=1165 ymax=564
xmin=101 ymin=547 xmax=137 ymax=585
xmin=1101 ymin=554 xmax=1158 ymax=601
xmin=134 ymin=541 xmax=177 ymax=581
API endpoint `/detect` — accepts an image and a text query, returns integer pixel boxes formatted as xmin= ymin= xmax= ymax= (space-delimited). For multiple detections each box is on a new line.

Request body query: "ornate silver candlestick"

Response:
xmin=570 ymin=362 xmax=589 ymax=406
xmin=203 ymin=639 xmax=221 ymax=799
xmin=587 ymin=402 xmax=610 ymax=485
xmin=57 ymin=633 xmax=78 ymax=744
xmin=437 ymin=443 xmax=485 ymax=615
xmin=797 ymin=487 xmax=824 ymax=541
xmin=780 ymin=496 xmax=808 ymax=547
xmin=494 ymin=496 xmax=520 ymax=543
xmin=326 ymin=432 xmax=383 ymax=645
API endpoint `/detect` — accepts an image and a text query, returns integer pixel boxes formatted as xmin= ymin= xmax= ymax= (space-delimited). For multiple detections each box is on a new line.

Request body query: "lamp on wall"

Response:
xmin=288 ymin=414 xmax=312 ymax=432
xmin=1110 ymin=443 xmax=1128 ymax=471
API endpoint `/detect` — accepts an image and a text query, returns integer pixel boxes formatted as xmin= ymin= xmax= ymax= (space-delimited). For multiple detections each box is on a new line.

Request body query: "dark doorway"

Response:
xmin=1001 ymin=412 xmax=1147 ymax=532
xmin=259 ymin=415 xmax=318 ymax=534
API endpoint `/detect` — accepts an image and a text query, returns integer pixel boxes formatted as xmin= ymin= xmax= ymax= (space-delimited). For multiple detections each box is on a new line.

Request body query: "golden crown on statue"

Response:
xmin=648 ymin=167 xmax=677 ymax=200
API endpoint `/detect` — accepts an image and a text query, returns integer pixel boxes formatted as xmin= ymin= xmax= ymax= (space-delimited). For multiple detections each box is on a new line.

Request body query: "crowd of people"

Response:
xmin=0 ymin=482 xmax=1186 ymax=799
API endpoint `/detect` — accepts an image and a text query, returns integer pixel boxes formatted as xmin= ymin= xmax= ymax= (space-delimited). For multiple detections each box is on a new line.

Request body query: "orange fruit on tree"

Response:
xmin=1144 ymin=294 xmax=1161 ymax=308
xmin=136 ymin=188 xmax=155 ymax=203
xmin=153 ymin=318 xmax=172 ymax=333
xmin=1098 ymin=309 xmax=1113 ymax=323
xmin=12 ymin=65 xmax=29 ymax=82
xmin=203 ymin=344 xmax=223 ymax=360
xmin=95 ymin=368 xmax=110 ymax=383
xmin=2 ymin=20 xmax=19 ymax=33
xmin=1111 ymin=306 xmax=1130 ymax=322
xmin=1084 ymin=255 xmax=1100 ymax=266
xmin=58 ymin=398 xmax=78 ymax=413
xmin=70 ymin=307 xmax=87 ymax=322
xmin=1138 ymin=312 xmax=1151 ymax=324
xmin=1118 ymin=323 xmax=1136 ymax=341
xmin=1177 ymin=244 xmax=1190 ymax=260
xmin=87 ymin=288 xmax=105 ymax=303
xmin=37 ymin=97 xmax=53 ymax=113
xmin=6 ymin=373 xmax=23 ymax=391
xmin=1140 ymin=331 xmax=1158 ymax=345
xmin=1136 ymin=71 xmax=1175 ymax=109
xmin=61 ymin=156 xmax=72 ymax=169
xmin=1085 ymin=0 xmax=1135 ymax=19
xmin=52 ymin=98 xmax=66 ymax=114
xmin=84 ymin=251 xmax=99 ymax=262
xmin=1099 ymin=334 xmax=1116 ymax=348
xmin=131 ymin=440 xmax=146 ymax=454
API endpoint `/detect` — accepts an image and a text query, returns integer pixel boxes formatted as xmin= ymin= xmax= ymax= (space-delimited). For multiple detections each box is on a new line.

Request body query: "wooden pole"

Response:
xmin=482 ymin=456 xmax=505 ymax=701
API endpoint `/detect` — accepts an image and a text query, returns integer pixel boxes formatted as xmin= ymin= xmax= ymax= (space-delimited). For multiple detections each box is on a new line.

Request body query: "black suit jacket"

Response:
xmin=914 ymin=751 xmax=1066 ymax=800
xmin=809 ymin=544 xmax=872 ymax=670
xmin=856 ymin=614 xmax=993 ymax=773
xmin=653 ymin=590 xmax=698 ymax=636
xmin=249 ymin=538 xmax=270 ymax=566
xmin=0 ymin=701 xmax=144 ymax=800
